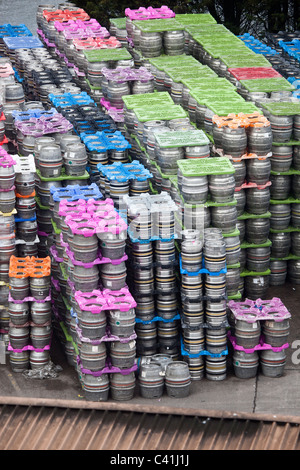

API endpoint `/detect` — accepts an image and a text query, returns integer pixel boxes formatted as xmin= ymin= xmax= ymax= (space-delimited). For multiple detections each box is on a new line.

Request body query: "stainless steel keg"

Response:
xmin=246 ymin=246 xmax=271 ymax=272
xmin=270 ymin=174 xmax=291 ymax=200
xmin=245 ymin=217 xmax=270 ymax=244
xmin=163 ymin=30 xmax=185 ymax=56
xmin=181 ymin=238 xmax=202 ymax=273
xmin=292 ymin=174 xmax=300 ymax=199
xmin=139 ymin=32 xmax=163 ymax=58
xmin=270 ymin=232 xmax=291 ymax=258
xmin=221 ymin=126 xmax=247 ymax=157
xmin=247 ymin=122 xmax=273 ymax=156
xmin=268 ymin=114 xmax=293 ymax=142
xmin=211 ymin=205 xmax=238 ymax=233
xmin=271 ymin=145 xmax=293 ymax=172
xmin=291 ymin=203 xmax=300 ymax=228
xmin=270 ymin=203 xmax=291 ymax=230
xmin=244 ymin=275 xmax=270 ymax=299
xmin=108 ymin=308 xmax=136 ymax=338
xmin=39 ymin=144 xmax=63 ymax=178
xmin=260 ymin=349 xmax=286 ymax=377
xmin=246 ymin=187 xmax=270 ymax=214
xmin=246 ymin=158 xmax=271 ymax=185
xmin=233 ymin=350 xmax=259 ymax=378
xmin=8 ymin=302 xmax=30 ymax=326
xmin=209 ymin=174 xmax=236 ymax=203
xmin=270 ymin=260 xmax=287 ymax=285
xmin=234 ymin=317 xmax=261 ymax=349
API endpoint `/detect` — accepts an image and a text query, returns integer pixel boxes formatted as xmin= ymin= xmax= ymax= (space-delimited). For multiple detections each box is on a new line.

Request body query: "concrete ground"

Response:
xmin=0 ymin=280 xmax=299 ymax=418
xmin=1 ymin=0 xmax=300 ymax=420
xmin=0 ymin=0 xmax=62 ymax=35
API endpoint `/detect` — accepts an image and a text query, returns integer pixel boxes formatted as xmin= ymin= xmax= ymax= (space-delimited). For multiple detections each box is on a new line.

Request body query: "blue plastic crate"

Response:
xmin=12 ymin=108 xmax=57 ymax=121
xmin=0 ymin=24 xmax=32 ymax=38
xmin=135 ymin=312 xmax=180 ymax=324
xmin=48 ymin=92 xmax=96 ymax=108
xmin=51 ymin=183 xmax=102 ymax=202
xmin=80 ymin=131 xmax=131 ymax=152
xmin=3 ymin=36 xmax=43 ymax=49
xmin=180 ymin=336 xmax=228 ymax=359
xmin=292 ymin=90 xmax=300 ymax=99
xmin=97 ymin=160 xmax=152 ymax=182
xmin=15 ymin=214 xmax=37 ymax=223
xmin=179 ymin=255 xmax=227 ymax=276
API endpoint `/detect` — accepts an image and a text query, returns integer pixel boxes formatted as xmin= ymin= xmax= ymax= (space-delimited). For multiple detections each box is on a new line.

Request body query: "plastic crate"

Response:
xmin=80 ymin=130 xmax=131 ymax=151
xmin=154 ymin=129 xmax=210 ymax=148
xmin=228 ymin=67 xmax=282 ymax=80
xmin=177 ymin=156 xmax=235 ymax=177
xmin=3 ymin=36 xmax=43 ymax=49
xmin=97 ymin=160 xmax=152 ymax=182
xmin=125 ymin=6 xmax=175 ymax=20
xmin=175 ymin=13 xmax=217 ymax=25
xmin=240 ymin=77 xmax=296 ymax=93
xmin=0 ymin=23 xmax=32 ymax=38
xmin=48 ymin=92 xmax=96 ymax=108
xmin=133 ymin=104 xmax=187 ymax=123
xmin=122 ymin=91 xmax=173 ymax=109
xmin=260 ymin=101 xmax=300 ymax=116
xmin=50 ymin=183 xmax=102 ymax=203
xmin=83 ymin=47 xmax=132 ymax=62
xmin=220 ymin=54 xmax=272 ymax=68
xmin=132 ymin=18 xmax=183 ymax=33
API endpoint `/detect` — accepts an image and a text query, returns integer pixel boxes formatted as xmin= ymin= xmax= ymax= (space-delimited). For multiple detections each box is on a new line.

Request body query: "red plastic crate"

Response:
xmin=228 ymin=67 xmax=282 ymax=80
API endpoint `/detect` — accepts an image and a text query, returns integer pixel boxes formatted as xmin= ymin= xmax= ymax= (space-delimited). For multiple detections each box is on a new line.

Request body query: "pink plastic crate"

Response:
xmin=0 ymin=62 xmax=14 ymax=78
xmin=73 ymin=37 xmax=121 ymax=50
xmin=125 ymin=6 xmax=175 ymax=20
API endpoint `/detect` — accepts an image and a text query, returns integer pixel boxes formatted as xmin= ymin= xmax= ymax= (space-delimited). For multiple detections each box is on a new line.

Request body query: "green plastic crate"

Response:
xmin=154 ymin=129 xmax=210 ymax=148
xmin=240 ymin=77 xmax=296 ymax=93
xmin=228 ymin=291 xmax=242 ymax=300
xmin=177 ymin=157 xmax=235 ymax=176
xmin=207 ymin=101 xmax=262 ymax=116
xmin=260 ymin=101 xmax=300 ymax=116
xmin=134 ymin=104 xmax=188 ymax=122
xmin=83 ymin=47 xmax=132 ymax=62
xmin=148 ymin=55 xmax=197 ymax=69
xmin=240 ymin=239 xmax=272 ymax=249
xmin=201 ymin=45 xmax=251 ymax=59
xmin=190 ymin=91 xmax=244 ymax=105
xmin=270 ymin=196 xmax=300 ymax=204
xmin=272 ymin=140 xmax=300 ymax=146
xmin=167 ymin=69 xmax=218 ymax=84
xmin=175 ymin=13 xmax=217 ymax=25
xmin=238 ymin=211 xmax=271 ymax=220
xmin=240 ymin=268 xmax=271 ymax=277
xmin=36 ymin=168 xmax=90 ymax=182
xmin=181 ymin=197 xmax=237 ymax=209
xmin=194 ymin=35 xmax=244 ymax=46
xmin=133 ymin=18 xmax=183 ymax=33
xmin=122 ymin=91 xmax=173 ymax=109
xmin=162 ymin=62 xmax=207 ymax=72
xmin=185 ymin=24 xmax=230 ymax=34
xmin=220 ymin=54 xmax=272 ymax=68
xmin=35 ymin=196 xmax=49 ymax=211
xmin=270 ymin=225 xmax=300 ymax=234
xmin=271 ymin=168 xmax=300 ymax=176
xmin=181 ymin=77 xmax=237 ymax=90
xmin=109 ymin=17 xmax=127 ymax=29
xmin=270 ymin=253 xmax=300 ymax=261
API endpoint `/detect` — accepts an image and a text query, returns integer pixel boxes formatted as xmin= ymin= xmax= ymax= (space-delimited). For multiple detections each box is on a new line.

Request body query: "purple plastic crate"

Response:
xmin=228 ymin=297 xmax=291 ymax=322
